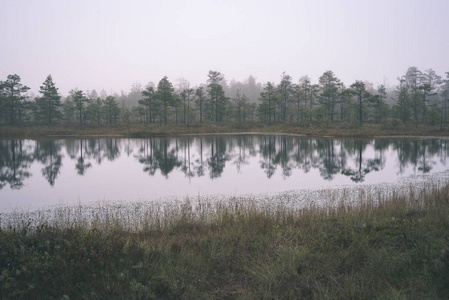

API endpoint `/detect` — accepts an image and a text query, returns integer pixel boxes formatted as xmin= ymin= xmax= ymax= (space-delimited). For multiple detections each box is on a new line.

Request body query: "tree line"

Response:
xmin=1 ymin=67 xmax=448 ymax=128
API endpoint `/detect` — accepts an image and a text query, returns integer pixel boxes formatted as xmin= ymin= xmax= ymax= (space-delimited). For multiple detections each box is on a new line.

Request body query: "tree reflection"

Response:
xmin=180 ymin=138 xmax=195 ymax=179
xmin=157 ymin=139 xmax=181 ymax=177
xmin=135 ymin=139 xmax=159 ymax=176
xmin=104 ymin=139 xmax=121 ymax=161
xmin=341 ymin=140 xmax=382 ymax=182
xmin=259 ymin=135 xmax=277 ymax=178
xmin=275 ymin=137 xmax=294 ymax=178
xmin=194 ymin=138 xmax=205 ymax=177
xmin=75 ymin=139 xmax=92 ymax=175
xmin=392 ymin=139 xmax=438 ymax=175
xmin=232 ymin=135 xmax=251 ymax=173
xmin=438 ymin=140 xmax=448 ymax=166
xmin=293 ymin=139 xmax=318 ymax=173
xmin=207 ymin=137 xmax=231 ymax=179
xmin=1 ymin=136 xmax=448 ymax=191
xmin=132 ymin=136 xmax=442 ymax=181
xmin=317 ymin=139 xmax=342 ymax=180
xmin=35 ymin=140 xmax=63 ymax=186
xmin=417 ymin=140 xmax=435 ymax=173
xmin=135 ymin=139 xmax=181 ymax=177
xmin=0 ymin=140 xmax=33 ymax=189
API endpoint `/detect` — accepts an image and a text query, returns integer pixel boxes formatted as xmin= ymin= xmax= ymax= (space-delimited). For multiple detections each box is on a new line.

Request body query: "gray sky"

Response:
xmin=1 ymin=0 xmax=449 ymax=96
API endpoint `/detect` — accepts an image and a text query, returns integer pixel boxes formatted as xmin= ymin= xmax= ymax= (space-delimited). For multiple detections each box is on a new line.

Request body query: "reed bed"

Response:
xmin=1 ymin=176 xmax=449 ymax=299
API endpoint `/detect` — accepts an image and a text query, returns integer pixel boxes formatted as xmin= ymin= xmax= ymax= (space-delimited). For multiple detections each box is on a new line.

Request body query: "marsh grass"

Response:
xmin=1 ymin=182 xmax=449 ymax=299
xmin=2 ymin=122 xmax=448 ymax=138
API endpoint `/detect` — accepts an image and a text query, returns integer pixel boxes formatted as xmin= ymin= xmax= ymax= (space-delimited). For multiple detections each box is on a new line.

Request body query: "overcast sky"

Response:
xmin=1 ymin=0 xmax=449 ymax=96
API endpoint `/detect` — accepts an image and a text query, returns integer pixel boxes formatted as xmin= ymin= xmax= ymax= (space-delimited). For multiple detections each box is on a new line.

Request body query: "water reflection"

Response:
xmin=0 ymin=136 xmax=448 ymax=191
xmin=0 ymin=140 xmax=33 ymax=189
xmin=35 ymin=140 xmax=63 ymax=186
xmin=340 ymin=141 xmax=382 ymax=182
xmin=135 ymin=139 xmax=181 ymax=177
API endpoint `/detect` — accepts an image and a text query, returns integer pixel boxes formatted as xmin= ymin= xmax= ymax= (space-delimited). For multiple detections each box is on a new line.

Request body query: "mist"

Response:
xmin=1 ymin=0 xmax=448 ymax=97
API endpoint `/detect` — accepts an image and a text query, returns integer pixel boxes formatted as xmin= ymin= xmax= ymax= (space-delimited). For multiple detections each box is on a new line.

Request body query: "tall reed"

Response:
xmin=1 ymin=181 xmax=449 ymax=299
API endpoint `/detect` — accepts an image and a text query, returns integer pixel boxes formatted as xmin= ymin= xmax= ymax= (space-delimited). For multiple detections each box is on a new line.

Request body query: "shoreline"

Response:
xmin=3 ymin=168 xmax=448 ymax=220
xmin=1 ymin=123 xmax=449 ymax=138
xmin=2 ymin=177 xmax=448 ymax=299
xmin=2 ymin=125 xmax=449 ymax=140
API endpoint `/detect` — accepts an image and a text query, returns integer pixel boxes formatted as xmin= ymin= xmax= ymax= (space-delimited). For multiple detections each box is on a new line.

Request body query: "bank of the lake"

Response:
xmin=2 ymin=123 xmax=449 ymax=139
xmin=1 ymin=181 xmax=449 ymax=299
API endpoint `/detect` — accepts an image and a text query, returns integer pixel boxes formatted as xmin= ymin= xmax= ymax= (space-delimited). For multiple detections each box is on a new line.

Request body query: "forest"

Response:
xmin=1 ymin=67 xmax=449 ymax=130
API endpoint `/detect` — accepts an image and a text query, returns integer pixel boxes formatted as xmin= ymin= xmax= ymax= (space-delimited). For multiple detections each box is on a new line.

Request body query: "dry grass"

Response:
xmin=1 ymin=182 xmax=449 ymax=299
xmin=1 ymin=122 xmax=449 ymax=139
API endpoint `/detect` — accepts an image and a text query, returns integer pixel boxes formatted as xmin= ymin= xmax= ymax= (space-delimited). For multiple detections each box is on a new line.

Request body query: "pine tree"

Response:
xmin=139 ymin=86 xmax=155 ymax=124
xmin=392 ymin=77 xmax=411 ymax=124
xmin=195 ymin=87 xmax=206 ymax=124
xmin=259 ymin=82 xmax=277 ymax=124
xmin=207 ymin=71 xmax=227 ymax=122
xmin=71 ymin=90 xmax=87 ymax=126
xmin=318 ymin=70 xmax=341 ymax=124
xmin=0 ymin=74 xmax=30 ymax=126
xmin=155 ymin=76 xmax=175 ymax=125
xmin=277 ymin=72 xmax=293 ymax=122
xmin=233 ymin=89 xmax=249 ymax=126
xmin=103 ymin=96 xmax=120 ymax=125
xmin=404 ymin=67 xmax=422 ymax=127
xmin=350 ymin=81 xmax=372 ymax=127
xmin=36 ymin=75 xmax=62 ymax=124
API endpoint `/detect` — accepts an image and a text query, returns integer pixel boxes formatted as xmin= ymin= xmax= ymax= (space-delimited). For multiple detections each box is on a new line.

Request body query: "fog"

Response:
xmin=1 ymin=0 xmax=449 ymax=96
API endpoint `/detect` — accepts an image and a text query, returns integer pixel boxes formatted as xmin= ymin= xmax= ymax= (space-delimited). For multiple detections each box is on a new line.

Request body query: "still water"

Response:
xmin=1 ymin=135 xmax=448 ymax=212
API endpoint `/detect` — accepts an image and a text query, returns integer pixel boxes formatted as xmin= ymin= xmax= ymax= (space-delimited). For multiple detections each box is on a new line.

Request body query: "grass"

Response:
xmin=1 ymin=124 xmax=449 ymax=298
xmin=1 ymin=122 xmax=449 ymax=139
xmin=1 ymin=182 xmax=449 ymax=299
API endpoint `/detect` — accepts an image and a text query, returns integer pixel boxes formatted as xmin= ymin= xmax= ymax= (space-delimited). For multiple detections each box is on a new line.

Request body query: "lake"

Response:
xmin=1 ymin=135 xmax=448 ymax=212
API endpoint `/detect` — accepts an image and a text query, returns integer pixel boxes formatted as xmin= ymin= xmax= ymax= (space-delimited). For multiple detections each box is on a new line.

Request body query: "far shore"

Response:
xmin=2 ymin=123 xmax=449 ymax=139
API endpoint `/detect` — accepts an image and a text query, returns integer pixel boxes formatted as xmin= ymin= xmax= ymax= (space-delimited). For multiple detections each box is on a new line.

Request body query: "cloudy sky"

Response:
xmin=1 ymin=0 xmax=449 ymax=96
